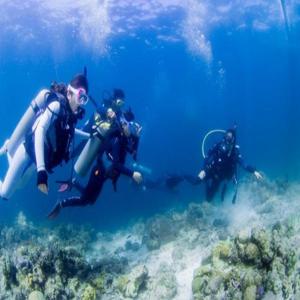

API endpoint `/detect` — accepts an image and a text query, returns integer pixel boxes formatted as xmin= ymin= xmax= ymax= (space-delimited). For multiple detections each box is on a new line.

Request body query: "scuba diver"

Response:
xmin=0 ymin=74 xmax=89 ymax=200
xmin=47 ymin=118 xmax=143 ymax=219
xmin=72 ymin=88 xmax=138 ymax=176
xmin=198 ymin=127 xmax=263 ymax=203
xmin=82 ymin=88 xmax=126 ymax=133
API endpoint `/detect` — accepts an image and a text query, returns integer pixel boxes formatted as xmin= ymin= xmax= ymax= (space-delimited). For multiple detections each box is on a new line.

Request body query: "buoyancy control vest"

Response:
xmin=25 ymin=91 xmax=77 ymax=172
xmin=205 ymin=141 xmax=239 ymax=179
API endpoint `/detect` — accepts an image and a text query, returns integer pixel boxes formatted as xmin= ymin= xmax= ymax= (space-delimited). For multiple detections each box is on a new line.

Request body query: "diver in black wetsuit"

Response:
xmin=72 ymin=88 xmax=129 ymax=159
xmin=86 ymin=88 xmax=126 ymax=130
xmin=47 ymin=119 xmax=142 ymax=219
xmin=198 ymin=128 xmax=263 ymax=203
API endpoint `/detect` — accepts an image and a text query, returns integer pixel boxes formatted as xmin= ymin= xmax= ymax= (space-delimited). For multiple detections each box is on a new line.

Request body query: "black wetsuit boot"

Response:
xmin=48 ymin=165 xmax=106 ymax=219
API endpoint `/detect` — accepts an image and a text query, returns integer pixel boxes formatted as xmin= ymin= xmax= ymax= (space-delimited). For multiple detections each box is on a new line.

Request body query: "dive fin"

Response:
xmin=47 ymin=201 xmax=62 ymax=219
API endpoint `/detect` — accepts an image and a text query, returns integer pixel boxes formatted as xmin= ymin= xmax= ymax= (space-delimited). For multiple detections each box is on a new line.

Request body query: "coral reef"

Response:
xmin=117 ymin=265 xmax=148 ymax=298
xmin=1 ymin=178 xmax=299 ymax=299
xmin=142 ymin=215 xmax=178 ymax=250
xmin=192 ymin=222 xmax=300 ymax=300
xmin=143 ymin=263 xmax=177 ymax=300
xmin=0 ymin=213 xmax=122 ymax=299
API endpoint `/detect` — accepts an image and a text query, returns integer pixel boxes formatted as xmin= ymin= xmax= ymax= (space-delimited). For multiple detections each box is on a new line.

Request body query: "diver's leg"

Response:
xmin=48 ymin=165 xmax=106 ymax=219
xmin=47 ymin=196 xmax=85 ymax=219
xmin=206 ymin=178 xmax=220 ymax=202
xmin=0 ymin=144 xmax=32 ymax=200
xmin=221 ymin=183 xmax=227 ymax=202
xmin=81 ymin=164 xmax=106 ymax=203
xmin=71 ymin=177 xmax=85 ymax=194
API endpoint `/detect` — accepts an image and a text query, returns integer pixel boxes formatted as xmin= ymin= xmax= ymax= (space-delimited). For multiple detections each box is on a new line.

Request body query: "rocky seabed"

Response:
xmin=1 ymin=178 xmax=300 ymax=300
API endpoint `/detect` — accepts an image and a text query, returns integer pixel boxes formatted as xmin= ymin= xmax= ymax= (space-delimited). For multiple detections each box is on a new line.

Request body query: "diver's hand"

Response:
xmin=132 ymin=172 xmax=143 ymax=184
xmin=254 ymin=171 xmax=263 ymax=180
xmin=107 ymin=108 xmax=116 ymax=120
xmin=37 ymin=170 xmax=48 ymax=194
xmin=198 ymin=170 xmax=206 ymax=180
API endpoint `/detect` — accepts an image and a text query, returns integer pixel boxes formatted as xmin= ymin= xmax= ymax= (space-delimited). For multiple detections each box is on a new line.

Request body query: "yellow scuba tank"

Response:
xmin=74 ymin=113 xmax=112 ymax=177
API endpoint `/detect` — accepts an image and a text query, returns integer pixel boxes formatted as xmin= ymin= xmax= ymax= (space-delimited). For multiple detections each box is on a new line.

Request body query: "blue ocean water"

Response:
xmin=0 ymin=0 xmax=299 ymax=231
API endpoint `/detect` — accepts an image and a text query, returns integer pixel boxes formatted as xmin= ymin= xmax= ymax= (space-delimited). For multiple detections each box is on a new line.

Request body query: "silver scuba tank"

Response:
xmin=7 ymin=89 xmax=50 ymax=157
xmin=74 ymin=121 xmax=111 ymax=177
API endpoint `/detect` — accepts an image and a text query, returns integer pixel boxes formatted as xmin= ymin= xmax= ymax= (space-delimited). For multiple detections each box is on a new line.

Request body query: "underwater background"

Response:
xmin=0 ymin=1 xmax=300 ymax=299
xmin=0 ymin=0 xmax=299 ymax=229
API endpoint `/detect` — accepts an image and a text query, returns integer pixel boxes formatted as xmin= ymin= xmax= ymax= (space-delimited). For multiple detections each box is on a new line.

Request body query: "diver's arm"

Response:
xmin=34 ymin=101 xmax=60 ymax=193
xmin=235 ymin=146 xmax=256 ymax=173
xmin=198 ymin=143 xmax=219 ymax=180
xmin=238 ymin=158 xmax=256 ymax=173
xmin=203 ymin=143 xmax=218 ymax=167
xmin=35 ymin=101 xmax=60 ymax=172
xmin=238 ymin=154 xmax=263 ymax=180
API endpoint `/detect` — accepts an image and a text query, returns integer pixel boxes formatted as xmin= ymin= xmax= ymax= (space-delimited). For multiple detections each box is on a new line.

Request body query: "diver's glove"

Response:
xmin=37 ymin=170 xmax=48 ymax=185
xmin=132 ymin=171 xmax=143 ymax=184
xmin=254 ymin=171 xmax=263 ymax=180
xmin=198 ymin=170 xmax=206 ymax=180
xmin=37 ymin=170 xmax=48 ymax=194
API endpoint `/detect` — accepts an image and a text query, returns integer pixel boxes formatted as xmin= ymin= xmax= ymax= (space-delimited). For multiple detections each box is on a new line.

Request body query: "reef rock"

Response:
xmin=117 ymin=265 xmax=148 ymax=298
xmin=145 ymin=263 xmax=177 ymax=299
xmin=142 ymin=215 xmax=177 ymax=250
xmin=28 ymin=291 xmax=45 ymax=300
xmin=192 ymin=223 xmax=299 ymax=300
xmin=186 ymin=203 xmax=204 ymax=226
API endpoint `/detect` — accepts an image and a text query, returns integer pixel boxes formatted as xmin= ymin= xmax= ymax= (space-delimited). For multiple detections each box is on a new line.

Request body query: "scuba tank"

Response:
xmin=7 ymin=89 xmax=51 ymax=157
xmin=6 ymin=82 xmax=67 ymax=158
xmin=74 ymin=114 xmax=112 ymax=177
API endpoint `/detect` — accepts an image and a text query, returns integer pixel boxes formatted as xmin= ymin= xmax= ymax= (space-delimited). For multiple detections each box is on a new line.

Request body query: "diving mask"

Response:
xmin=115 ymin=98 xmax=125 ymax=107
xmin=68 ymin=85 xmax=89 ymax=106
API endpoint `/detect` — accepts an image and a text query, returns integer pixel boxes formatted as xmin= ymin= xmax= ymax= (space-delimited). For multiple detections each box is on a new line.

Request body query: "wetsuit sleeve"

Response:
xmin=236 ymin=146 xmax=256 ymax=173
xmin=203 ymin=143 xmax=218 ymax=168
xmin=109 ymin=137 xmax=134 ymax=177
xmin=34 ymin=101 xmax=60 ymax=171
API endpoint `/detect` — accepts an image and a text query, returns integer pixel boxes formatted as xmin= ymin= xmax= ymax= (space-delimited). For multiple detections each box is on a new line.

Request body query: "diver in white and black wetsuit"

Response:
xmin=0 ymin=74 xmax=89 ymax=200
